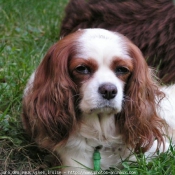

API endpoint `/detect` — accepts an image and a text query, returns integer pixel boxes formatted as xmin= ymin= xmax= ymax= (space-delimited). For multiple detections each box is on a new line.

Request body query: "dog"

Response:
xmin=60 ymin=0 xmax=175 ymax=84
xmin=22 ymin=29 xmax=175 ymax=174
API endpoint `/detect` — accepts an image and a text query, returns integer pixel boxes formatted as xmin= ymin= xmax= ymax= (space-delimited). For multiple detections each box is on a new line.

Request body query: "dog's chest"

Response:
xmin=79 ymin=114 xmax=130 ymax=169
xmin=59 ymin=114 xmax=132 ymax=170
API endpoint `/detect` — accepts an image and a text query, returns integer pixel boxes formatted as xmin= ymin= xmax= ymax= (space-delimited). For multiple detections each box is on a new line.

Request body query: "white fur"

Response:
xmin=77 ymin=29 xmax=130 ymax=60
xmin=158 ymin=85 xmax=175 ymax=141
xmin=23 ymin=72 xmax=35 ymax=96
xmin=159 ymin=85 xmax=175 ymax=128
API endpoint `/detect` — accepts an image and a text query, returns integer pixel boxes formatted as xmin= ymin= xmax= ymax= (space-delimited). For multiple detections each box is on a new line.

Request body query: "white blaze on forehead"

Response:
xmin=77 ymin=28 xmax=130 ymax=63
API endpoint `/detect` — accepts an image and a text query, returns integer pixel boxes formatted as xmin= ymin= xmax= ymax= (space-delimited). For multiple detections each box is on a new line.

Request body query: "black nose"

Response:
xmin=98 ymin=83 xmax=117 ymax=100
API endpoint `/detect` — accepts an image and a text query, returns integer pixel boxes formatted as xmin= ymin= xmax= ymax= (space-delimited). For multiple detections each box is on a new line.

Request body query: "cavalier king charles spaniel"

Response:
xmin=22 ymin=29 xmax=175 ymax=173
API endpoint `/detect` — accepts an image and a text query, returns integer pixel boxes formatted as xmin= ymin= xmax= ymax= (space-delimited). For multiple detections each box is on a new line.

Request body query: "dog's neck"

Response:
xmin=80 ymin=113 xmax=123 ymax=147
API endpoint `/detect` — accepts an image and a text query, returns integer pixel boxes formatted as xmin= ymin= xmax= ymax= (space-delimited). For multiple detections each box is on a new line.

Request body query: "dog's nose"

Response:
xmin=98 ymin=83 xmax=117 ymax=100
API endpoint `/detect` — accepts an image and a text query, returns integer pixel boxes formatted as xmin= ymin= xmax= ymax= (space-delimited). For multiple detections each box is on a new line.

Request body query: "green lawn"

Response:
xmin=0 ymin=0 xmax=68 ymax=171
xmin=0 ymin=0 xmax=175 ymax=174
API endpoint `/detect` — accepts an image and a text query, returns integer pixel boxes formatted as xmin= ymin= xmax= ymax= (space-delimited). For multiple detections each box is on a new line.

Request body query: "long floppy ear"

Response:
xmin=22 ymin=33 xmax=81 ymax=149
xmin=117 ymin=41 xmax=166 ymax=152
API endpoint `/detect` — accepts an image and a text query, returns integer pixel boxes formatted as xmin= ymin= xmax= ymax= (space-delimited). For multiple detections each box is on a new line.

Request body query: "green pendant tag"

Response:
xmin=93 ymin=149 xmax=101 ymax=171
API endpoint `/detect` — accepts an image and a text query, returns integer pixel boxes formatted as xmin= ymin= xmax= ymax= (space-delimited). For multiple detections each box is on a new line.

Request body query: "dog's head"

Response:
xmin=23 ymin=29 xmax=165 ymax=151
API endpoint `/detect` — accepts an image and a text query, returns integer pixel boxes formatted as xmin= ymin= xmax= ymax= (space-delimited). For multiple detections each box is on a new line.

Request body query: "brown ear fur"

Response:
xmin=117 ymin=41 xmax=166 ymax=152
xmin=22 ymin=33 xmax=82 ymax=149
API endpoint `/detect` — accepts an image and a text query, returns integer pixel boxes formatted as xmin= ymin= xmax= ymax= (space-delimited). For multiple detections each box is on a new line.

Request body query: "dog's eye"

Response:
xmin=115 ymin=66 xmax=129 ymax=75
xmin=75 ymin=65 xmax=91 ymax=74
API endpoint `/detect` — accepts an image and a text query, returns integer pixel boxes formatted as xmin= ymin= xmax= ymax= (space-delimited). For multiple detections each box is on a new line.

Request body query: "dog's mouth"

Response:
xmin=80 ymin=99 xmax=122 ymax=115
xmin=89 ymin=105 xmax=120 ymax=115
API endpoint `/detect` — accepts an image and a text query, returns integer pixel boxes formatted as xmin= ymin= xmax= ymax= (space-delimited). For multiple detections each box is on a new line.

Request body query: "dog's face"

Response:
xmin=69 ymin=29 xmax=133 ymax=114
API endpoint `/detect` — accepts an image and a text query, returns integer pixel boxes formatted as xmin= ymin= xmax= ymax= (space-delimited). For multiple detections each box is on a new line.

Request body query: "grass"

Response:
xmin=0 ymin=0 xmax=175 ymax=174
xmin=0 ymin=0 xmax=68 ymax=172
